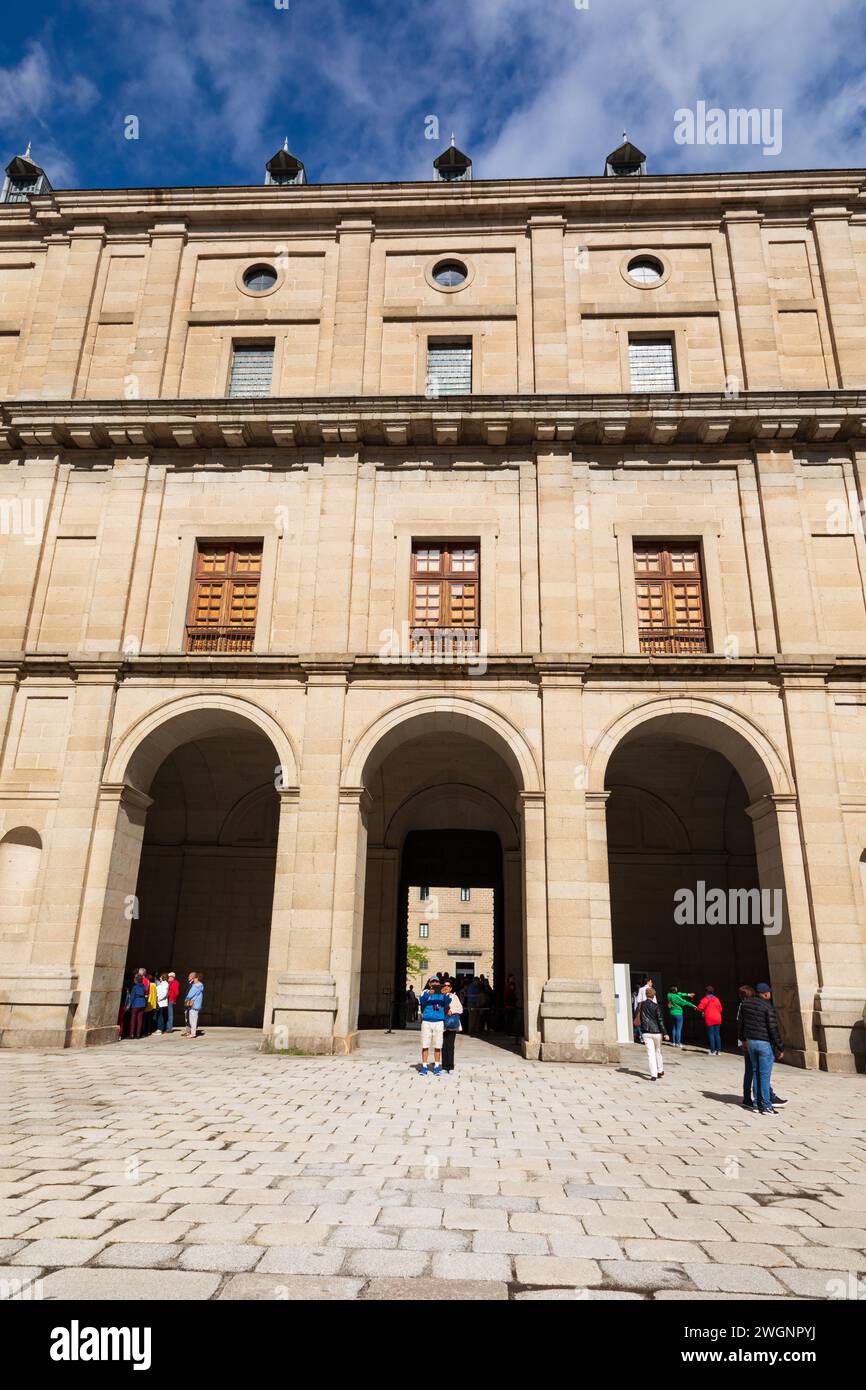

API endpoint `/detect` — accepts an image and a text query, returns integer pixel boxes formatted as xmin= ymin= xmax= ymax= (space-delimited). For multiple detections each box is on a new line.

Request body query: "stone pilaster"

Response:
xmin=811 ymin=206 xmax=866 ymax=388
xmin=779 ymin=667 xmax=866 ymax=1072
xmin=528 ymin=213 xmax=568 ymax=391
xmin=723 ymin=210 xmax=781 ymax=390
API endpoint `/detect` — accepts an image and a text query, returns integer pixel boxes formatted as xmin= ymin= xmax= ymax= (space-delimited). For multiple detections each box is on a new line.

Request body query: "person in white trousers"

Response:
xmin=636 ymin=985 xmax=668 ymax=1080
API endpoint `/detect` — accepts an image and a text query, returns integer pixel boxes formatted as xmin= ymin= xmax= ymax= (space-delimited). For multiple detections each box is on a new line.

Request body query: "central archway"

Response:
xmin=344 ymin=699 xmax=543 ymax=1051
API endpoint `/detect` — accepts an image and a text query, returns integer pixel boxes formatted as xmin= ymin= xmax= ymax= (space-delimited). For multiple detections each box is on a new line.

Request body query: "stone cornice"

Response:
xmin=1 ymin=167 xmax=864 ymax=235
xmin=1 ymin=652 xmax=864 ymax=682
xmin=2 ymin=391 xmax=866 ymax=454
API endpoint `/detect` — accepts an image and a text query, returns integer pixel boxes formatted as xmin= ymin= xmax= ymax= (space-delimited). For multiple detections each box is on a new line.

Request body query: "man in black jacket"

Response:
xmin=737 ymin=982 xmax=784 ymax=1115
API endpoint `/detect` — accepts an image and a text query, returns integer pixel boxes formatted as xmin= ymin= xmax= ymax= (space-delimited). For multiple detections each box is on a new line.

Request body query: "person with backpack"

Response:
xmin=697 ymin=985 xmax=723 ymax=1054
xmin=635 ymin=985 xmax=668 ymax=1080
xmin=738 ymin=982 xmax=786 ymax=1115
xmin=418 ymin=976 xmax=447 ymax=1075
xmin=666 ymin=985 xmax=696 ymax=1048
xmin=441 ymin=978 xmax=462 ymax=1073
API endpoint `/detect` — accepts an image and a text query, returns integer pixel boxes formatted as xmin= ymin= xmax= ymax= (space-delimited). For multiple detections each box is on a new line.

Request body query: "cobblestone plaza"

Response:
xmin=2 ymin=1031 xmax=864 ymax=1302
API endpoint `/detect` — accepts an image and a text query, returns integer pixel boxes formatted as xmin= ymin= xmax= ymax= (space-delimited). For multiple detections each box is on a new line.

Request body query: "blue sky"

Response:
xmin=2 ymin=0 xmax=866 ymax=190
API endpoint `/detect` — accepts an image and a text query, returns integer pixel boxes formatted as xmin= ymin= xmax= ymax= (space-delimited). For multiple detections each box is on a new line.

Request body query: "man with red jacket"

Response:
xmin=166 ymin=972 xmax=180 ymax=1034
xmin=697 ymin=986 xmax=724 ymax=1055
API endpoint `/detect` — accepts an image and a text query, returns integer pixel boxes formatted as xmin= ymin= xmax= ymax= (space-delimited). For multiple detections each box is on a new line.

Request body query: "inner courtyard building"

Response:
xmin=0 ymin=138 xmax=865 ymax=1072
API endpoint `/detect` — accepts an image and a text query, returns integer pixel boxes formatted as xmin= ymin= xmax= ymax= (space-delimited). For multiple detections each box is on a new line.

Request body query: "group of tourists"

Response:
xmin=119 ymin=969 xmax=205 ymax=1040
xmin=632 ymin=976 xmax=788 ymax=1114
xmin=407 ymin=972 xmax=520 ymax=1039
xmin=633 ymin=980 xmax=724 ymax=1052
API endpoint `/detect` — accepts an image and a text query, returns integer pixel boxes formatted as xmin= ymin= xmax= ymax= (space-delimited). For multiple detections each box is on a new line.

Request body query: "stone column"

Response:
xmin=262 ymin=785 xmax=299 ymax=1036
xmin=723 ymin=210 xmax=781 ymax=390
xmin=271 ymin=666 xmax=348 ymax=1053
xmin=527 ymin=213 xmax=568 ymax=391
xmin=780 ymin=667 xmax=866 ymax=1072
xmin=74 ymin=781 xmax=152 ymax=1046
xmin=519 ymin=791 xmax=548 ymax=1059
xmin=503 ymin=849 xmax=523 ymax=986
xmin=746 ymin=793 xmax=820 ymax=1068
xmin=359 ymin=846 xmax=399 ymax=1025
xmin=811 ymin=206 xmax=866 ymax=388
xmin=331 ymin=786 xmax=372 ymax=1046
xmin=535 ymin=673 xmax=618 ymax=1063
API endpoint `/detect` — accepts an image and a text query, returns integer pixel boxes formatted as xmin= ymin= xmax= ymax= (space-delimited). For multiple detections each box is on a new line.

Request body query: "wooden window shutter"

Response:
xmin=186 ymin=541 xmax=263 ymax=653
xmin=410 ymin=541 xmax=480 ymax=655
xmin=633 ymin=542 xmax=708 ymax=654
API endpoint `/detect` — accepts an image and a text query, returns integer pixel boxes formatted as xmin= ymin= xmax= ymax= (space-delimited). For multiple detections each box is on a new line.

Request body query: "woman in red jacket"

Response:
xmin=697 ymin=986 xmax=724 ymax=1054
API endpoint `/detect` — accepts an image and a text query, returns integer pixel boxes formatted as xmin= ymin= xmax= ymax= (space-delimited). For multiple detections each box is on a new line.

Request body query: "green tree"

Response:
xmin=406 ymin=944 xmax=429 ymax=978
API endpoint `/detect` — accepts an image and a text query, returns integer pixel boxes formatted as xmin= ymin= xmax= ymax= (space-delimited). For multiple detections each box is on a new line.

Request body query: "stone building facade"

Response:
xmin=405 ymin=885 xmax=495 ymax=997
xmin=1 ymin=145 xmax=865 ymax=1071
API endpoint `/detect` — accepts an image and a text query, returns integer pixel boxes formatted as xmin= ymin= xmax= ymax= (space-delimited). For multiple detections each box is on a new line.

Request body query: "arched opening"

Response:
xmin=352 ymin=705 xmax=533 ymax=1047
xmin=124 ymin=729 xmax=279 ymax=1027
xmin=600 ymin=707 xmax=788 ymax=1052
xmin=88 ymin=701 xmax=290 ymax=1041
xmin=0 ymin=827 xmax=42 ymax=940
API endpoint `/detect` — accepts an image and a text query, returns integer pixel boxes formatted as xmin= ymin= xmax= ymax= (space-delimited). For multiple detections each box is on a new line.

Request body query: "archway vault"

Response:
xmin=104 ymin=692 xmax=300 ymax=795
xmin=587 ymin=696 xmax=793 ymax=804
xmin=342 ymin=695 xmax=543 ymax=794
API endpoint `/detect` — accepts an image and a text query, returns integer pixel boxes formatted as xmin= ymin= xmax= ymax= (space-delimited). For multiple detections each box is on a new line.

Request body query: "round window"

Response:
xmin=243 ymin=264 xmax=278 ymax=293
xmin=432 ymin=259 xmax=468 ymax=288
xmin=627 ymin=255 xmax=664 ymax=286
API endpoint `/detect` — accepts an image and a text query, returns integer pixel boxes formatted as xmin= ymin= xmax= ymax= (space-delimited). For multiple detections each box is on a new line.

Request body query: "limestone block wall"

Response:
xmin=3 ymin=169 xmax=866 ymax=401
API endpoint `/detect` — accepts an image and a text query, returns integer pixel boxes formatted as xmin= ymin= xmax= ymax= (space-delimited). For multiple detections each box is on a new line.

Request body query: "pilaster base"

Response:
xmin=269 ymin=971 xmax=340 ymax=1055
xmin=539 ymin=978 xmax=619 ymax=1064
xmin=814 ymin=987 xmax=866 ymax=1074
xmin=0 ymin=968 xmax=78 ymax=1049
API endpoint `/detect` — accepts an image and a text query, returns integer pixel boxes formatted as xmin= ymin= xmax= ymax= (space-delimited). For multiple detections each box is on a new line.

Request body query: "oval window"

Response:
xmin=243 ymin=264 xmax=278 ymax=293
xmin=627 ymin=256 xmax=664 ymax=286
xmin=432 ymin=259 xmax=468 ymax=288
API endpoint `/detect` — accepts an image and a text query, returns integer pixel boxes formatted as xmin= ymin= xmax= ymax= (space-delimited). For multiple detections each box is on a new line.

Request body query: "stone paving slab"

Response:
xmin=1 ymin=1029 xmax=865 ymax=1301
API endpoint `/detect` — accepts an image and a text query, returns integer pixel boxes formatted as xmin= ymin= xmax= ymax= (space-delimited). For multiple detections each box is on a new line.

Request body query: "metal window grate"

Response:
xmin=629 ymin=337 xmax=676 ymax=392
xmin=228 ymin=344 xmax=274 ymax=398
xmin=426 ymin=341 xmax=472 ymax=396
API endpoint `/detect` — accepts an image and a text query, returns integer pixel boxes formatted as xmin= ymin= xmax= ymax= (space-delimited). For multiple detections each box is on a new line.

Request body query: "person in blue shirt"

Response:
xmin=418 ymin=976 xmax=448 ymax=1075
xmin=184 ymin=972 xmax=204 ymax=1039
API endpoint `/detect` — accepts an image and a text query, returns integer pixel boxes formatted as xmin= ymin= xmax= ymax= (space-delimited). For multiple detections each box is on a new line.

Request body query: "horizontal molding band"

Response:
xmin=1 ymin=389 xmax=866 ymax=452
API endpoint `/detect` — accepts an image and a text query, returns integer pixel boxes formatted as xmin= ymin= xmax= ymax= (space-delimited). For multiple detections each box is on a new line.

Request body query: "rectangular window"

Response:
xmin=186 ymin=541 xmax=263 ymax=653
xmin=460 ymin=924 xmax=470 ymax=939
xmin=419 ymin=922 xmax=429 ymax=939
xmin=634 ymin=542 xmax=708 ymax=654
xmin=410 ymin=541 xmax=480 ymax=656
xmin=629 ymin=336 xmax=676 ymax=392
xmin=228 ymin=342 xmax=274 ymax=398
xmin=460 ymin=887 xmax=470 ymax=902
xmin=426 ymin=338 xmax=472 ymax=396
xmin=419 ymin=886 xmax=429 ymax=901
